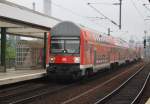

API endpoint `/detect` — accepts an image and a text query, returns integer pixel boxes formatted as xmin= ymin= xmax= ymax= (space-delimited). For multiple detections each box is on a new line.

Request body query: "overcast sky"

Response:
xmin=7 ymin=0 xmax=150 ymax=42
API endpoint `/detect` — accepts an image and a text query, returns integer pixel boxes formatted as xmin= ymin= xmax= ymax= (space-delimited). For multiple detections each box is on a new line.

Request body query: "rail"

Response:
xmin=94 ymin=65 xmax=150 ymax=104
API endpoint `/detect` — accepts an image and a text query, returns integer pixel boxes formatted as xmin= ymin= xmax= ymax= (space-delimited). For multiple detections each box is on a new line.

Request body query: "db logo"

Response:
xmin=62 ymin=58 xmax=67 ymax=61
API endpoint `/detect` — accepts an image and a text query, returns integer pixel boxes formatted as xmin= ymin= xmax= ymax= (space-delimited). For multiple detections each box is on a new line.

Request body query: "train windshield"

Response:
xmin=51 ymin=37 xmax=80 ymax=54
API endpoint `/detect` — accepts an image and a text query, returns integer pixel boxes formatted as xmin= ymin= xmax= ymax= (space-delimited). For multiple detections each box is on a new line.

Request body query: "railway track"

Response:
xmin=8 ymin=84 xmax=74 ymax=104
xmin=0 ymin=62 xmax=145 ymax=104
xmin=95 ymin=64 xmax=150 ymax=104
xmin=25 ymin=61 xmax=143 ymax=104
xmin=60 ymin=62 xmax=145 ymax=104
xmin=0 ymin=78 xmax=72 ymax=104
xmin=0 ymin=77 xmax=48 ymax=94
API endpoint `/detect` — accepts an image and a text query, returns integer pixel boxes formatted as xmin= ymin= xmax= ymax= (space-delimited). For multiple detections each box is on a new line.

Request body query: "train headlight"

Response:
xmin=49 ymin=57 xmax=55 ymax=63
xmin=74 ymin=57 xmax=80 ymax=63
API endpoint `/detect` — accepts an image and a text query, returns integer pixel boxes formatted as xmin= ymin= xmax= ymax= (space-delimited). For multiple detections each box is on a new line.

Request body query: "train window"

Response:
xmin=65 ymin=40 xmax=80 ymax=54
xmin=51 ymin=38 xmax=80 ymax=54
xmin=51 ymin=40 xmax=64 ymax=53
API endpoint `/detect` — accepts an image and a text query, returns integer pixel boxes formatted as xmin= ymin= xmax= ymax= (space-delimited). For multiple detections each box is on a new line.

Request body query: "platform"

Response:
xmin=0 ymin=69 xmax=46 ymax=86
xmin=146 ymin=98 xmax=150 ymax=104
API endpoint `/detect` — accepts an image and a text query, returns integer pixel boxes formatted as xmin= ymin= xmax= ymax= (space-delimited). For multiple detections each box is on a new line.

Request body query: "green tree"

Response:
xmin=6 ymin=41 xmax=16 ymax=60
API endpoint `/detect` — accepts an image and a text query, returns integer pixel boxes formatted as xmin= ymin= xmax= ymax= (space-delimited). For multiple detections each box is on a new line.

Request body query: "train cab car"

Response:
xmin=47 ymin=21 xmax=83 ymax=80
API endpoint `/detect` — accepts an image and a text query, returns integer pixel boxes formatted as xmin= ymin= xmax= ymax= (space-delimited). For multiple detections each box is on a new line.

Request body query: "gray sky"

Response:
xmin=7 ymin=0 xmax=150 ymax=42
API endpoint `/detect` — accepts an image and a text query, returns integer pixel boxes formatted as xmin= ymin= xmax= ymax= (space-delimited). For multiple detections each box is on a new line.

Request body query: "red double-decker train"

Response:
xmin=46 ymin=21 xmax=141 ymax=80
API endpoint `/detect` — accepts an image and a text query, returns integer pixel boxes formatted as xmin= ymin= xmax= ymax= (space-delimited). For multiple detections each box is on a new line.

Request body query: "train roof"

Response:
xmin=51 ymin=21 xmax=129 ymax=48
xmin=51 ymin=21 xmax=80 ymax=37
xmin=51 ymin=21 xmax=100 ymax=36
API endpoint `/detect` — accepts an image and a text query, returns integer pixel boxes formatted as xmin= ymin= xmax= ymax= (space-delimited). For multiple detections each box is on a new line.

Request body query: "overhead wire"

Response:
xmin=51 ymin=2 xmax=85 ymax=19
xmin=51 ymin=1 xmax=108 ymax=30
xmin=87 ymin=2 xmax=120 ymax=28
xmin=130 ymin=0 xmax=145 ymax=19
xmin=85 ymin=2 xmax=119 ymax=5
xmin=130 ymin=0 xmax=147 ymax=28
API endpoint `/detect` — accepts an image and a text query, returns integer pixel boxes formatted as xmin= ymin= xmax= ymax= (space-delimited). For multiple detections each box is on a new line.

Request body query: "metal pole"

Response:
xmin=119 ymin=0 xmax=122 ymax=29
xmin=1 ymin=27 xmax=6 ymax=72
xmin=108 ymin=28 xmax=110 ymax=36
xmin=144 ymin=31 xmax=147 ymax=61
xmin=43 ymin=32 xmax=47 ymax=69
xmin=32 ymin=2 xmax=36 ymax=11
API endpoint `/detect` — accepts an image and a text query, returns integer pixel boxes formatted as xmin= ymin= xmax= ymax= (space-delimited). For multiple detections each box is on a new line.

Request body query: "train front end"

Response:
xmin=47 ymin=21 xmax=82 ymax=80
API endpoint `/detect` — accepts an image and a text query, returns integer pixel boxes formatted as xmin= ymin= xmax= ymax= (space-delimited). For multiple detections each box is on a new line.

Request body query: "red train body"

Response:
xmin=46 ymin=21 xmax=141 ymax=80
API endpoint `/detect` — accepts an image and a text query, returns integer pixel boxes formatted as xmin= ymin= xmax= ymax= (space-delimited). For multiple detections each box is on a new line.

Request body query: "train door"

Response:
xmin=90 ymin=45 xmax=94 ymax=64
xmin=93 ymin=47 xmax=99 ymax=72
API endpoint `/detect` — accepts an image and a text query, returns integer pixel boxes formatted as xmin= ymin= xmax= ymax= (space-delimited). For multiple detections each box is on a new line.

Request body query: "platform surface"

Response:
xmin=146 ymin=98 xmax=150 ymax=104
xmin=0 ymin=69 xmax=46 ymax=86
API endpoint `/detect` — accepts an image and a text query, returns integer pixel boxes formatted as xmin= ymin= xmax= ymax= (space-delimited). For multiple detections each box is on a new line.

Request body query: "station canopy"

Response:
xmin=0 ymin=0 xmax=61 ymax=38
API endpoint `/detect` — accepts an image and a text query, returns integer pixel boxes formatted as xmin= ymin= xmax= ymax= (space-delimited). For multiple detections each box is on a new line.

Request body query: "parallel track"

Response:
xmin=60 ymin=63 xmax=144 ymax=104
xmin=95 ymin=64 xmax=150 ymax=104
xmin=0 ymin=78 xmax=73 ymax=104
xmin=9 ymin=84 xmax=72 ymax=104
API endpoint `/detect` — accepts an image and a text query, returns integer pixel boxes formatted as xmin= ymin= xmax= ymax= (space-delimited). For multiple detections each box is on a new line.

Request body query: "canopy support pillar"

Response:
xmin=0 ymin=27 xmax=6 ymax=72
